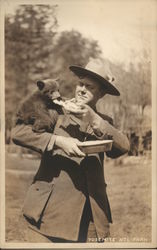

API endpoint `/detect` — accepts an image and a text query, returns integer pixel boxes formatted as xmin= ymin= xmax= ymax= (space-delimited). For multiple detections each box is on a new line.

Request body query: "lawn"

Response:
xmin=5 ymin=152 xmax=152 ymax=242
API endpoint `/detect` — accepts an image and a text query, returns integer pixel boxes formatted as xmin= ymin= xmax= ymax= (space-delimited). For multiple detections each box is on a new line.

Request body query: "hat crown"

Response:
xmin=85 ymin=58 xmax=114 ymax=83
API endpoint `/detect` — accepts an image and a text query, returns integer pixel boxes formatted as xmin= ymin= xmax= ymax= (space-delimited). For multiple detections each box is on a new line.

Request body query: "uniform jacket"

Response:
xmin=12 ymin=109 xmax=130 ymax=241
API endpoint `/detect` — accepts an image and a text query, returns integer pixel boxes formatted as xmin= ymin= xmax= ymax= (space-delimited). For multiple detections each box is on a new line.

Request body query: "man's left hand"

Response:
xmin=79 ymin=104 xmax=107 ymax=136
xmin=64 ymin=102 xmax=105 ymax=135
xmin=79 ymin=104 xmax=101 ymax=124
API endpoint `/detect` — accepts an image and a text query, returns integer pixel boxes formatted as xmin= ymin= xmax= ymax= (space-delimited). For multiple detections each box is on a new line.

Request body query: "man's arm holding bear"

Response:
xmin=11 ymin=124 xmax=55 ymax=154
xmin=11 ymin=124 xmax=85 ymax=157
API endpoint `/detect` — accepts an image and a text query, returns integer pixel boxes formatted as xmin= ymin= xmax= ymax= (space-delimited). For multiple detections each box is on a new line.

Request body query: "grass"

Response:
xmin=5 ymin=153 xmax=152 ymax=242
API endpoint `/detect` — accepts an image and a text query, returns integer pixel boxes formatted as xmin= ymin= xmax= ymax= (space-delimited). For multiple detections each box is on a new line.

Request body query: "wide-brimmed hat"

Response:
xmin=69 ymin=58 xmax=120 ymax=96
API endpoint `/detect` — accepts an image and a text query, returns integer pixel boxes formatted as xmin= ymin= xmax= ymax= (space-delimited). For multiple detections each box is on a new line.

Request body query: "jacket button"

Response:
xmin=36 ymin=188 xmax=39 ymax=191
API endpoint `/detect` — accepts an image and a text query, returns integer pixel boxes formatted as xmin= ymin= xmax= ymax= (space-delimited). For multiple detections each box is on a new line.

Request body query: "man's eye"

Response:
xmin=87 ymin=86 xmax=94 ymax=90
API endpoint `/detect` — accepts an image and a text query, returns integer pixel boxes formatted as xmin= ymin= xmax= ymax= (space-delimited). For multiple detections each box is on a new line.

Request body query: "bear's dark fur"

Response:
xmin=15 ymin=79 xmax=63 ymax=133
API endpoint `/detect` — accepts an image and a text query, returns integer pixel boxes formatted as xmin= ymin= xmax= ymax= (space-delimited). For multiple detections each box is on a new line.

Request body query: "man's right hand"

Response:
xmin=55 ymin=136 xmax=85 ymax=157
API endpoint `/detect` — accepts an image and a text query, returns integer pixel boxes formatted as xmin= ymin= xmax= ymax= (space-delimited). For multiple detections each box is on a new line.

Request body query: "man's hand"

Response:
xmin=55 ymin=136 xmax=85 ymax=157
xmin=79 ymin=104 xmax=107 ymax=136
xmin=79 ymin=104 xmax=101 ymax=124
xmin=53 ymin=99 xmax=85 ymax=114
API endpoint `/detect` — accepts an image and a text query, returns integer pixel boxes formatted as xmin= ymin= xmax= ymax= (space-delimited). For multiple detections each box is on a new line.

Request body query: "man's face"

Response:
xmin=75 ymin=76 xmax=104 ymax=107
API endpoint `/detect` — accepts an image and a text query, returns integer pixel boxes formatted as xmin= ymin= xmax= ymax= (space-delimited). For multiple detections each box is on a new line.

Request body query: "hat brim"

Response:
xmin=69 ymin=65 xmax=120 ymax=96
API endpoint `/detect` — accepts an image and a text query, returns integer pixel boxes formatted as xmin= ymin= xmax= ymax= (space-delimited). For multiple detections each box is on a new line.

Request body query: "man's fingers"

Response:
xmin=64 ymin=102 xmax=87 ymax=114
xmin=56 ymin=137 xmax=85 ymax=157
xmin=64 ymin=101 xmax=85 ymax=114
xmin=68 ymin=108 xmax=85 ymax=114
xmin=73 ymin=145 xmax=85 ymax=157
xmin=67 ymin=144 xmax=85 ymax=157
xmin=72 ymin=138 xmax=79 ymax=143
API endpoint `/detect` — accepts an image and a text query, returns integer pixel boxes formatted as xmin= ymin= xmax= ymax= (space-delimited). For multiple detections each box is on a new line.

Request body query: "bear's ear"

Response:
xmin=37 ymin=80 xmax=45 ymax=90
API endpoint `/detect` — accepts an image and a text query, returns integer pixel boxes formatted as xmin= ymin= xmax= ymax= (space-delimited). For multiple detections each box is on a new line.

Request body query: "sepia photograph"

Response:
xmin=0 ymin=0 xmax=157 ymax=248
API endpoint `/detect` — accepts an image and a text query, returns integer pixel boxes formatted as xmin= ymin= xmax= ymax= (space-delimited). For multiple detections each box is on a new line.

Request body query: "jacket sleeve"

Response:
xmin=11 ymin=124 xmax=56 ymax=154
xmin=91 ymin=114 xmax=130 ymax=158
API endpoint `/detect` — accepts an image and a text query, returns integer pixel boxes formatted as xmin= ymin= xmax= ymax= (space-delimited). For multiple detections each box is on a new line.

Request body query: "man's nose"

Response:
xmin=81 ymin=85 xmax=86 ymax=94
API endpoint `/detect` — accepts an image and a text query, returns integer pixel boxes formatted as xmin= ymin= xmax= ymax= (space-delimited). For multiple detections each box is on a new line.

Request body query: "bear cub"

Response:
xmin=15 ymin=79 xmax=63 ymax=133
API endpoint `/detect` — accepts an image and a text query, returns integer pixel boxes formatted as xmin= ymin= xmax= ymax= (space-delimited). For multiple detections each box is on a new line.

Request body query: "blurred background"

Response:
xmin=4 ymin=0 xmax=154 ymax=243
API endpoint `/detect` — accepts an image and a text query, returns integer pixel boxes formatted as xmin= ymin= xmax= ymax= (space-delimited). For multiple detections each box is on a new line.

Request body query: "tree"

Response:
xmin=97 ymin=52 xmax=151 ymax=133
xmin=48 ymin=30 xmax=102 ymax=97
xmin=5 ymin=5 xmax=58 ymax=136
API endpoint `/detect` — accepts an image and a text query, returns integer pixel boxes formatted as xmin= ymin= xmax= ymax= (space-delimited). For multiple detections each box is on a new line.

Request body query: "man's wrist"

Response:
xmin=90 ymin=113 xmax=103 ymax=128
xmin=90 ymin=114 xmax=110 ymax=137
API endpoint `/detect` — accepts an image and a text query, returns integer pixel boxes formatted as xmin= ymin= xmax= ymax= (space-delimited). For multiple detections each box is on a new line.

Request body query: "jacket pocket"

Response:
xmin=22 ymin=180 xmax=54 ymax=223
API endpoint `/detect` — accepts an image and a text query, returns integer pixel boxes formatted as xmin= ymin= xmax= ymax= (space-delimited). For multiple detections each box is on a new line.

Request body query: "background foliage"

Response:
xmin=5 ymin=4 xmax=151 ymax=153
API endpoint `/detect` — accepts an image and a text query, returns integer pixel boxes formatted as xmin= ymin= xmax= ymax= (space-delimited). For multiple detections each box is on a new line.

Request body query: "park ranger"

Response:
xmin=12 ymin=58 xmax=130 ymax=242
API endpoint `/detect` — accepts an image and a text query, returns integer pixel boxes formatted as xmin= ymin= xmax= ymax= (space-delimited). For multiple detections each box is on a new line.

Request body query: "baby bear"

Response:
xmin=15 ymin=79 xmax=63 ymax=133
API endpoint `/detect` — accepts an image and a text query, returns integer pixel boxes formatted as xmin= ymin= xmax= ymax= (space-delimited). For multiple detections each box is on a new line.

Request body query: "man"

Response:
xmin=12 ymin=58 xmax=130 ymax=243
